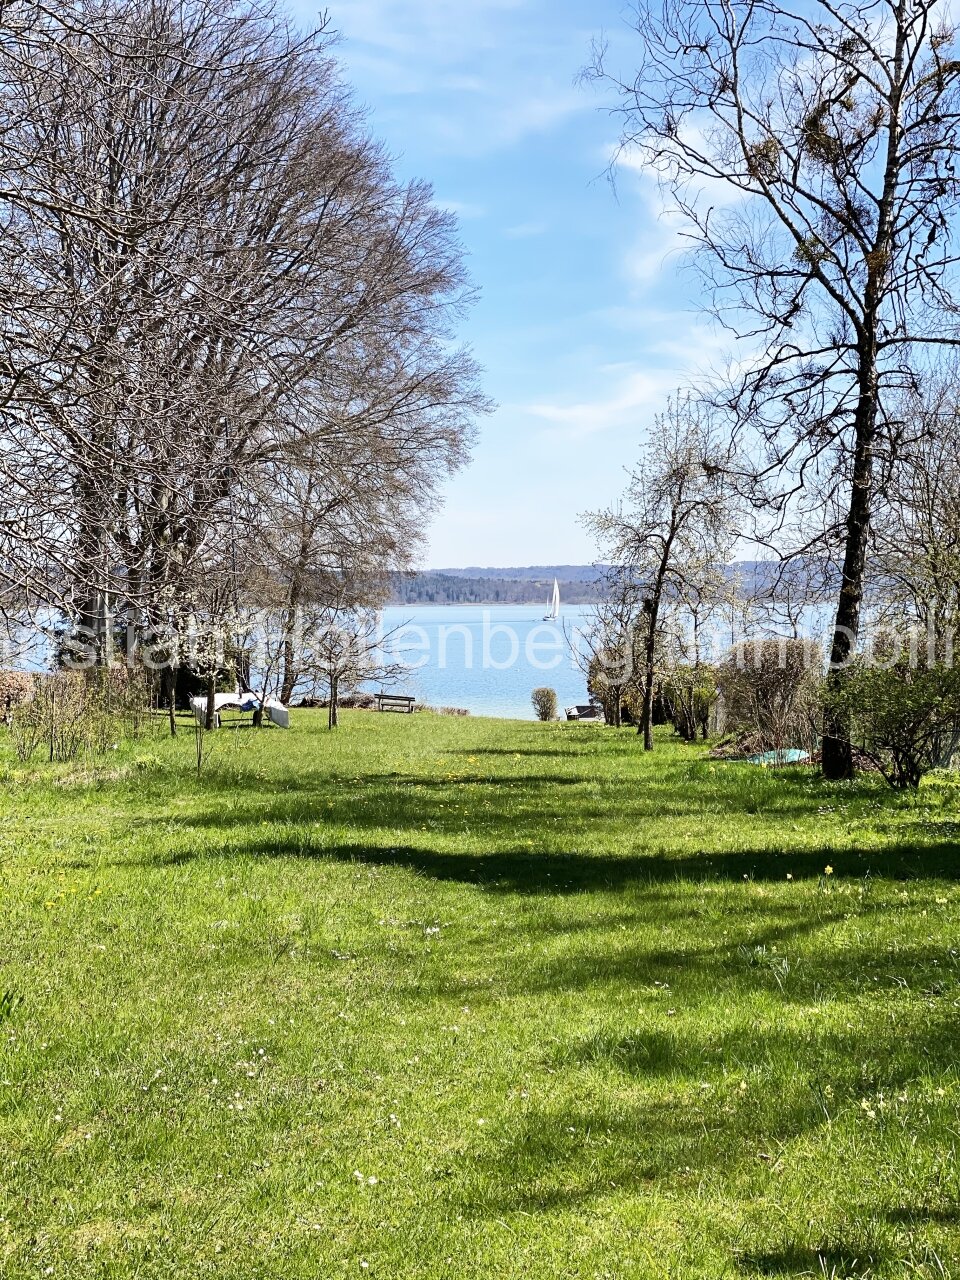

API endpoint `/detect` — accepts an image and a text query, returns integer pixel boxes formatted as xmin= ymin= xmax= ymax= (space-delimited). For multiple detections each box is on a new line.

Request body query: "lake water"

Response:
xmin=376 ymin=605 xmax=594 ymax=720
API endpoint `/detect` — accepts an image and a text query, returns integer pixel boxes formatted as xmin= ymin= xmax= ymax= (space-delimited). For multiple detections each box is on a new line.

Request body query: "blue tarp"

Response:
xmin=745 ymin=748 xmax=810 ymax=765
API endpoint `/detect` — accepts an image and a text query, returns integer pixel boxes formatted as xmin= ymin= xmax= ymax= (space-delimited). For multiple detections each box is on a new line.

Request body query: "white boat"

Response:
xmin=543 ymin=577 xmax=560 ymax=622
xmin=189 ymin=689 xmax=289 ymax=729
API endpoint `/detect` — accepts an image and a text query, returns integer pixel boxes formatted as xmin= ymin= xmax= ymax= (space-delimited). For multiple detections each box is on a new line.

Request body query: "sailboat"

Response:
xmin=543 ymin=577 xmax=561 ymax=622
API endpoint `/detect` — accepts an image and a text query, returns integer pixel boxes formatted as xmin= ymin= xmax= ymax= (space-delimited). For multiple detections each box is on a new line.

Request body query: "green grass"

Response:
xmin=1 ymin=710 xmax=960 ymax=1279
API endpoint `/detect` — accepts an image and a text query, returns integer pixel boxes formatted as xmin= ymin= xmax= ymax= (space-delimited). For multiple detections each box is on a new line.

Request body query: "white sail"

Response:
xmin=544 ymin=578 xmax=560 ymax=621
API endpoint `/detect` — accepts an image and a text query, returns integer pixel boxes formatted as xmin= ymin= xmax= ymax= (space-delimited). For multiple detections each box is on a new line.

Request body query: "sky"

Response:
xmin=288 ymin=0 xmax=726 ymax=568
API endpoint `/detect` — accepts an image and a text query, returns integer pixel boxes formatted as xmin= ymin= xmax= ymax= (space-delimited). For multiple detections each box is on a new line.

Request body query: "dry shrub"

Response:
xmin=718 ymin=638 xmax=823 ymax=754
xmin=0 ymin=670 xmax=33 ymax=723
xmin=9 ymin=667 xmax=154 ymax=763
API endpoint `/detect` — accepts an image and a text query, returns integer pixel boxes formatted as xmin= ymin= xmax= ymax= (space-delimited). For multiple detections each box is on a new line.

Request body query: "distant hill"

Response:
xmin=434 ymin=565 xmax=608 ymax=583
xmin=388 ymin=569 xmax=606 ymax=606
xmin=387 ymin=561 xmax=827 ymax=606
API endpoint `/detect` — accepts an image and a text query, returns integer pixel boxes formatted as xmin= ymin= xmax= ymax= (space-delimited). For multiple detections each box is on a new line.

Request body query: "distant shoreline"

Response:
xmin=383 ymin=600 xmax=595 ymax=609
xmin=388 ymin=561 xmax=808 ymax=607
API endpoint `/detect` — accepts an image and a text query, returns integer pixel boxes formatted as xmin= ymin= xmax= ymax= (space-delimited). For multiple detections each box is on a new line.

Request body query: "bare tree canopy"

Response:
xmin=0 ymin=0 xmax=487 ymax=691
xmin=871 ymin=372 xmax=960 ymax=631
xmin=583 ymin=396 xmax=739 ymax=748
xmin=591 ymin=0 xmax=960 ymax=776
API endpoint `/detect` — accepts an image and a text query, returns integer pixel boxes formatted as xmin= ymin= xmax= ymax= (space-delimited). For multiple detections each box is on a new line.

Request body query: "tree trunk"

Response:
xmin=280 ymin=557 xmax=307 ymax=705
xmin=165 ymin=664 xmax=177 ymax=737
xmin=822 ymin=377 xmax=878 ymax=779
xmin=640 ymin=672 xmax=655 ymax=749
xmin=328 ymin=673 xmax=339 ymax=729
xmin=641 ymin=594 xmax=664 ymax=751
xmin=279 ymin=629 xmax=296 ymax=706
xmin=610 ymin=687 xmax=622 ymax=728
xmin=205 ymin=672 xmax=217 ymax=731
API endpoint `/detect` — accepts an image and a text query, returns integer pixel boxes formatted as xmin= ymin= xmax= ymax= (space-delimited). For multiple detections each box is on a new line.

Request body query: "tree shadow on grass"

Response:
xmin=449 ymin=746 xmax=609 ymax=759
xmin=149 ymin=835 xmax=960 ymax=890
xmin=735 ymin=1243 xmax=885 ymax=1277
xmin=459 ymin=1007 xmax=960 ymax=1274
xmin=421 ymin=908 xmax=959 ymax=1007
xmin=152 ymin=743 xmax=900 ymax=841
xmin=564 ymin=1005 xmax=960 ymax=1085
xmin=150 ymin=833 xmax=960 ymax=1013
xmin=884 ymin=1205 xmax=960 ymax=1226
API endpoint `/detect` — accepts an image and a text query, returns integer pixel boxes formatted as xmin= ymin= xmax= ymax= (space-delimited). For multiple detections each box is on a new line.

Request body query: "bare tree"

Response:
xmin=592 ymin=0 xmax=960 ymax=777
xmin=568 ymin=572 xmax=647 ymax=728
xmin=298 ymin=601 xmax=405 ymax=730
xmin=0 ymin=0 xmax=486 ymax=697
xmin=254 ymin=345 xmax=482 ymax=707
xmin=871 ymin=377 xmax=960 ymax=635
xmin=584 ymin=397 xmax=738 ymax=749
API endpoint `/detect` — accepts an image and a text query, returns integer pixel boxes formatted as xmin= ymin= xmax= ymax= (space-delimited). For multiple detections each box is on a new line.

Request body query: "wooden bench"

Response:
xmin=375 ymin=693 xmax=416 ymax=714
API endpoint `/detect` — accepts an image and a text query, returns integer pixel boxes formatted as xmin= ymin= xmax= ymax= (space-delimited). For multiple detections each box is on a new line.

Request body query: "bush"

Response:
xmin=586 ymin=657 xmax=640 ymax=727
xmin=662 ymin=665 xmax=719 ymax=740
xmin=531 ymin=687 xmax=558 ymax=721
xmin=827 ymin=651 xmax=960 ymax=788
xmin=9 ymin=668 xmax=154 ymax=763
xmin=718 ymin=638 xmax=822 ymax=754
xmin=0 ymin=670 xmax=33 ymax=723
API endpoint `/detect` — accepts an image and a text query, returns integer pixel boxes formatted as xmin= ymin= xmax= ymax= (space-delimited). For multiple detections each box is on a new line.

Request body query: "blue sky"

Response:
xmin=289 ymin=0 xmax=725 ymax=567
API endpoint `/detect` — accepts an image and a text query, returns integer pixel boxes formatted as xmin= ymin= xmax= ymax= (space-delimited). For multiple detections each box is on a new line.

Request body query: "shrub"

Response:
xmin=531 ymin=687 xmax=558 ymax=721
xmin=718 ymin=638 xmax=822 ymax=754
xmin=9 ymin=668 xmax=154 ymax=763
xmin=586 ymin=656 xmax=640 ymax=727
xmin=662 ymin=665 xmax=719 ymax=740
xmin=0 ymin=670 xmax=33 ymax=723
xmin=827 ymin=651 xmax=960 ymax=788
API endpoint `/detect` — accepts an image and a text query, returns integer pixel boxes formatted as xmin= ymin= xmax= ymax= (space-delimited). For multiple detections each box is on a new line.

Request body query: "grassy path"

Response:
xmin=1 ymin=711 xmax=959 ymax=1278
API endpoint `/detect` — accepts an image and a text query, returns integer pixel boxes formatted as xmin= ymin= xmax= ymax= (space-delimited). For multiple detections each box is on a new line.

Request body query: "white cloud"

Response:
xmin=323 ymin=0 xmax=590 ymax=154
xmin=614 ymin=131 xmax=748 ymax=213
xmin=436 ymin=199 xmax=486 ymax=219
xmin=610 ymin=132 xmax=753 ymax=287
xmin=520 ymin=307 xmax=732 ymax=444
xmin=503 ymin=221 xmax=548 ymax=239
xmin=524 ymin=366 xmax=689 ymax=442
xmin=329 ymin=0 xmax=528 ymax=61
xmin=623 ymin=220 xmax=687 ymax=283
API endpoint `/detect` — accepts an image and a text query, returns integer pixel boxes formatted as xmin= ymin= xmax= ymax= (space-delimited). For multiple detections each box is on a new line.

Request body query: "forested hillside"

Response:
xmin=388 ymin=569 xmax=607 ymax=605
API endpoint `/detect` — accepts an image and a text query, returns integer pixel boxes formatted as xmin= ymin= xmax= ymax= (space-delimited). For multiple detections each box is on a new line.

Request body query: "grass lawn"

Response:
xmin=1 ymin=710 xmax=959 ymax=1278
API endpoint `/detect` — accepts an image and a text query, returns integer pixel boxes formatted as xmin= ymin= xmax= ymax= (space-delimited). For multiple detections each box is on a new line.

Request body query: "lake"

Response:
xmin=376 ymin=605 xmax=594 ymax=720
